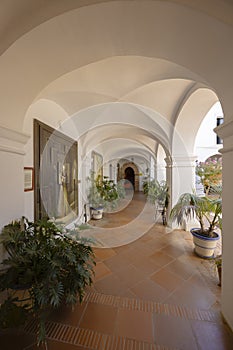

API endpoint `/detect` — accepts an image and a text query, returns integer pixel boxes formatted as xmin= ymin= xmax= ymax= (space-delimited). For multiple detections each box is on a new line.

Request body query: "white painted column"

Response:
xmin=215 ymin=120 xmax=233 ymax=331
xmin=166 ymin=155 xmax=199 ymax=230
xmin=156 ymin=145 xmax=166 ymax=182
xmin=166 ymin=155 xmax=197 ymax=208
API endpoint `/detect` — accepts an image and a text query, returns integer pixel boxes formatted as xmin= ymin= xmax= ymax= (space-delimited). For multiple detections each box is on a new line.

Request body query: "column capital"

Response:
xmin=165 ymin=155 xmax=197 ymax=167
xmin=215 ymin=120 xmax=233 ymax=154
xmin=215 ymin=120 xmax=233 ymax=140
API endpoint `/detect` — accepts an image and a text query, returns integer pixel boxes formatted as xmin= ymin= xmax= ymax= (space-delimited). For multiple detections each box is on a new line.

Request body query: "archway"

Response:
xmin=124 ymin=167 xmax=135 ymax=189
xmin=120 ymin=162 xmax=140 ymax=192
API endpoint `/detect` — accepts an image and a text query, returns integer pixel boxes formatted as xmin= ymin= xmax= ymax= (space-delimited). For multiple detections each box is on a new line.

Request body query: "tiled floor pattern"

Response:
xmin=1 ymin=193 xmax=233 ymax=349
xmin=81 ymin=192 xmax=157 ymax=248
xmin=22 ymin=292 xmax=228 ymax=349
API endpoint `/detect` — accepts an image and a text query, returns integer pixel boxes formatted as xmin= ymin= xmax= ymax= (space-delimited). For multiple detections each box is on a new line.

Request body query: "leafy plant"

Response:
xmin=143 ymin=180 xmax=169 ymax=225
xmin=87 ymin=172 xmax=123 ymax=210
xmin=143 ymin=180 xmax=169 ymax=205
xmin=95 ymin=175 xmax=119 ymax=209
xmin=0 ymin=217 xmax=95 ymax=345
xmin=170 ymin=193 xmax=222 ymax=237
xmin=0 ymin=296 xmax=29 ymax=329
xmin=87 ymin=172 xmax=104 ymax=208
xmin=196 ymin=158 xmax=222 ymax=195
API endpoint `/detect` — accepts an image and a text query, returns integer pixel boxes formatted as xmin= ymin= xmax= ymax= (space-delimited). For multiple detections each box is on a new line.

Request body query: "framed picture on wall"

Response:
xmin=24 ymin=167 xmax=34 ymax=192
xmin=92 ymin=151 xmax=103 ymax=180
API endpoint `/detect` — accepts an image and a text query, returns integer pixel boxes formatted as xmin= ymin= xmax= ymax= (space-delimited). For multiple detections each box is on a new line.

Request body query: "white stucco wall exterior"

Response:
xmin=195 ymin=102 xmax=223 ymax=162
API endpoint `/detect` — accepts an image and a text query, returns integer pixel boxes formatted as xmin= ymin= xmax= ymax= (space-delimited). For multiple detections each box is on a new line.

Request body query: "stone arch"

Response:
xmin=120 ymin=162 xmax=140 ymax=192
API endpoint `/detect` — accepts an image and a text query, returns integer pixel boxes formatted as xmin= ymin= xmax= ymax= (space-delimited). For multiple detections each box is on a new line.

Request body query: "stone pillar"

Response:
xmin=166 ymin=155 xmax=197 ymax=207
xmin=166 ymin=155 xmax=199 ymax=230
xmin=215 ymin=120 xmax=233 ymax=331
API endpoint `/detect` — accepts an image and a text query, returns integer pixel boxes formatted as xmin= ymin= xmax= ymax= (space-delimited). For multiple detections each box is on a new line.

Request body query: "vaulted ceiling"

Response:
xmin=0 ymin=0 xmax=231 ymax=163
xmin=0 ymin=0 xmax=233 ymax=56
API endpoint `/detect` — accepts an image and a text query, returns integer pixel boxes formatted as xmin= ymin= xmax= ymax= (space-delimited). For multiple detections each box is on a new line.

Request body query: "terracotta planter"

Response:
xmin=190 ymin=228 xmax=220 ymax=258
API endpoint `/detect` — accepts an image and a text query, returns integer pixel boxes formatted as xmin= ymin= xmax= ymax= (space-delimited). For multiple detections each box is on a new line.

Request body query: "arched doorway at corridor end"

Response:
xmin=119 ymin=162 xmax=140 ymax=192
xmin=125 ymin=167 xmax=135 ymax=189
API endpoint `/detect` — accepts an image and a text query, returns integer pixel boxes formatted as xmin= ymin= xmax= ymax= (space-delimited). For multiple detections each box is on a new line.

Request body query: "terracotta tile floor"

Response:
xmin=1 ymin=192 xmax=233 ymax=349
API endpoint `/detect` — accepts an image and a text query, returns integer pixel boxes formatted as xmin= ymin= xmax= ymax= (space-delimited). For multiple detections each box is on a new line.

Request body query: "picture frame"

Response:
xmin=24 ymin=167 xmax=34 ymax=192
xmin=92 ymin=151 xmax=103 ymax=180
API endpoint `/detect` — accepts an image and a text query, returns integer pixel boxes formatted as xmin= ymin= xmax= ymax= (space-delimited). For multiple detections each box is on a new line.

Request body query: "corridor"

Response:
xmin=1 ymin=193 xmax=233 ymax=349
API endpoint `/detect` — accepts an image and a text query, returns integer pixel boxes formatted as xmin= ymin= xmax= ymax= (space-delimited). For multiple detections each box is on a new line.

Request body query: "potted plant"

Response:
xmin=170 ymin=193 xmax=222 ymax=258
xmin=0 ymin=217 xmax=95 ymax=345
xmin=95 ymin=175 xmax=120 ymax=212
xmin=87 ymin=172 xmax=104 ymax=219
xmin=143 ymin=179 xmax=169 ymax=225
xmin=87 ymin=173 xmax=122 ymax=218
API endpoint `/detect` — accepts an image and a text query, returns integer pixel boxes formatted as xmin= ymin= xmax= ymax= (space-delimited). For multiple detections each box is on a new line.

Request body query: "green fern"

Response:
xmin=0 ymin=217 xmax=95 ymax=345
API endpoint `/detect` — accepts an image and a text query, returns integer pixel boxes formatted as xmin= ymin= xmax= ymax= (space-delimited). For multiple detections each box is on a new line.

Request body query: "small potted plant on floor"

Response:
xmin=0 ymin=217 xmax=95 ymax=345
xmin=95 ymin=175 xmax=120 ymax=212
xmin=87 ymin=172 xmax=104 ymax=219
xmin=87 ymin=173 xmax=121 ymax=218
xmin=170 ymin=192 xmax=222 ymax=258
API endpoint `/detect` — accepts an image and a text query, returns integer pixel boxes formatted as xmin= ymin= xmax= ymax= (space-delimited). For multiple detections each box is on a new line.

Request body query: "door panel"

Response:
xmin=34 ymin=120 xmax=78 ymax=222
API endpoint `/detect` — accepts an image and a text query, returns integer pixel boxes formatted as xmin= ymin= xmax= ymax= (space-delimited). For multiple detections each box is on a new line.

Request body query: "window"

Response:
xmin=216 ymin=117 xmax=223 ymax=144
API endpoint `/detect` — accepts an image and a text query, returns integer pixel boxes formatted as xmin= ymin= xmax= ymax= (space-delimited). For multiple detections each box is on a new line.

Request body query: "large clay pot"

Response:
xmin=190 ymin=228 xmax=220 ymax=258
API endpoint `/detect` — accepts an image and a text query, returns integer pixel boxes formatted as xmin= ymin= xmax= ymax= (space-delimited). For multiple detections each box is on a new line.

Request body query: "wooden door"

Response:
xmin=34 ymin=120 xmax=78 ymax=222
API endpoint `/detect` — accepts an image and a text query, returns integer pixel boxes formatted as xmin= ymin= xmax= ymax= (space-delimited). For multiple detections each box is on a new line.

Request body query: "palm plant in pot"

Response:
xmin=143 ymin=179 xmax=169 ymax=225
xmin=170 ymin=193 xmax=222 ymax=258
xmin=0 ymin=217 xmax=95 ymax=345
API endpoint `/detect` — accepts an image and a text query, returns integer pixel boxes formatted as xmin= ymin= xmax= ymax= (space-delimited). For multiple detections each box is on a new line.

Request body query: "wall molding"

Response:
xmin=0 ymin=124 xmax=30 ymax=144
xmin=0 ymin=144 xmax=25 ymax=155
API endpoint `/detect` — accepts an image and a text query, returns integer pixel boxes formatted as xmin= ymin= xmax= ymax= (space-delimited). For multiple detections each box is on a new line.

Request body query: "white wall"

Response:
xmin=0 ymin=151 xmax=24 ymax=227
xmin=195 ymin=102 xmax=223 ymax=162
xmin=0 ymin=126 xmax=29 ymax=262
xmin=0 ymin=126 xmax=29 ymax=228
